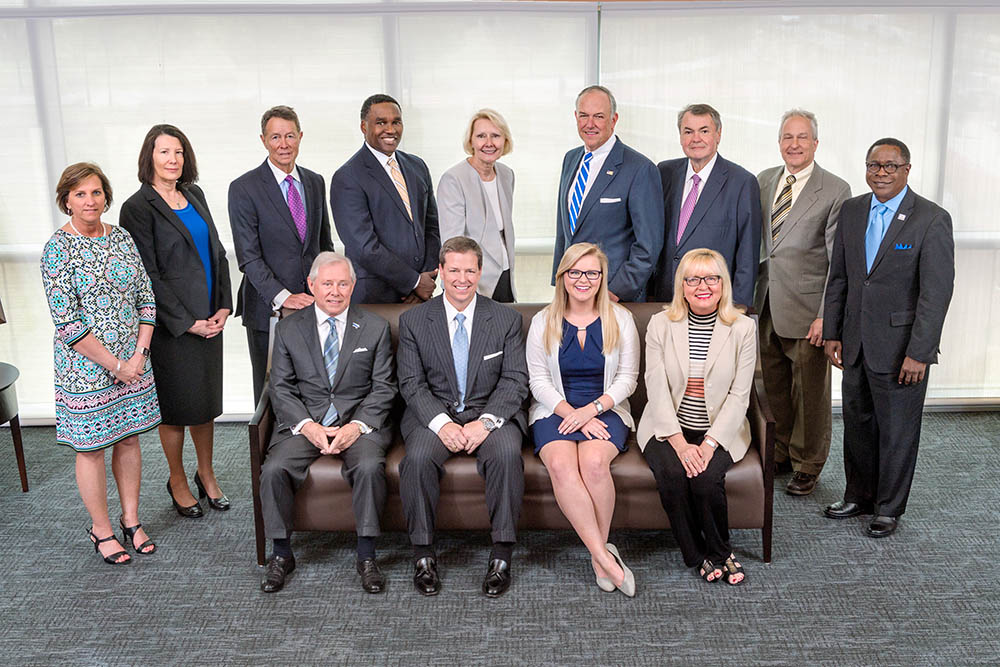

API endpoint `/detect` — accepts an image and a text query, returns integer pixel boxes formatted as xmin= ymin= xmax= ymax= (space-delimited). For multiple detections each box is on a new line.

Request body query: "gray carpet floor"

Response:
xmin=0 ymin=414 xmax=998 ymax=666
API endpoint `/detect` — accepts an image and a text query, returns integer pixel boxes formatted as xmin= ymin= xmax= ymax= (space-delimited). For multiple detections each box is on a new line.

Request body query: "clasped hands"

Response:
xmin=437 ymin=421 xmax=489 ymax=454
xmin=111 ymin=351 xmax=146 ymax=385
xmin=673 ymin=440 xmax=717 ymax=478
xmin=302 ymin=421 xmax=361 ymax=455
xmin=187 ymin=308 xmax=231 ymax=339
xmin=556 ymin=404 xmax=610 ymax=441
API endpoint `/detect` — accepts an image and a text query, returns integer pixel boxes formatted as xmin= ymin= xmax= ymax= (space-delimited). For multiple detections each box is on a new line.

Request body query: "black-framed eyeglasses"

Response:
xmin=566 ymin=269 xmax=603 ymax=281
xmin=865 ymin=161 xmax=908 ymax=174
xmin=683 ymin=275 xmax=722 ymax=287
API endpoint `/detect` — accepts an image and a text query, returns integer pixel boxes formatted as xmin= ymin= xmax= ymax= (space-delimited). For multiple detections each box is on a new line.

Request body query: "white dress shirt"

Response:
xmin=683 ymin=152 xmax=719 ymax=205
xmin=480 ymin=177 xmax=509 ymax=270
xmin=566 ymin=135 xmax=617 ymax=214
xmin=772 ymin=160 xmax=814 ymax=210
xmin=267 ymin=159 xmax=305 ymax=310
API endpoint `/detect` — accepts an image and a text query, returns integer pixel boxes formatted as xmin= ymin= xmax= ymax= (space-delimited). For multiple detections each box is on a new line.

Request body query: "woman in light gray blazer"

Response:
xmin=437 ymin=109 xmax=516 ymax=302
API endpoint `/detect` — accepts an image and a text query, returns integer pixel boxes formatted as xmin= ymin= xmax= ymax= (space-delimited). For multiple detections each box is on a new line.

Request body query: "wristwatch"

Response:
xmin=705 ymin=437 xmax=718 ymax=450
xmin=592 ymin=399 xmax=605 ymax=415
xmin=479 ymin=416 xmax=499 ymax=432
xmin=138 ymin=346 xmax=150 ymax=358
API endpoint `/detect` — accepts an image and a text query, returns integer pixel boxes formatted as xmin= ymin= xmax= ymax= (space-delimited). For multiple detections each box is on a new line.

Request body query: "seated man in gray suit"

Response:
xmin=755 ymin=109 xmax=851 ymax=496
xmin=260 ymin=252 xmax=396 ymax=594
xmin=552 ymin=85 xmax=663 ymax=302
xmin=398 ymin=236 xmax=528 ymax=598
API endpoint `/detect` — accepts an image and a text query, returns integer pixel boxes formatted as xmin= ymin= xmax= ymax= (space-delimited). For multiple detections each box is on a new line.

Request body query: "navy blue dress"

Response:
xmin=531 ymin=318 xmax=628 ymax=455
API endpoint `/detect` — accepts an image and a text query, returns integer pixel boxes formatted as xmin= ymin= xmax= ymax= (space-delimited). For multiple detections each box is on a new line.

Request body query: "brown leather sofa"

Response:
xmin=249 ymin=302 xmax=775 ymax=566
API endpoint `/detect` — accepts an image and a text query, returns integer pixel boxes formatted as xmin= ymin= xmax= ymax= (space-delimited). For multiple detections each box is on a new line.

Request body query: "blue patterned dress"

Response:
xmin=40 ymin=226 xmax=162 ymax=451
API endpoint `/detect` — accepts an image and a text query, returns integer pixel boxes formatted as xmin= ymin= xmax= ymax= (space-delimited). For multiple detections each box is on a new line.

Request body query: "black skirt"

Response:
xmin=150 ymin=326 xmax=223 ymax=425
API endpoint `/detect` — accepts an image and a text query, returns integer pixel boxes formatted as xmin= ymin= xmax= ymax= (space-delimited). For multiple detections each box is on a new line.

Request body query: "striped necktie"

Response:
xmin=568 ymin=152 xmax=593 ymax=234
xmin=453 ymin=313 xmax=468 ymax=412
xmin=387 ymin=156 xmax=413 ymax=220
xmin=320 ymin=316 xmax=340 ymax=426
xmin=770 ymin=174 xmax=796 ymax=242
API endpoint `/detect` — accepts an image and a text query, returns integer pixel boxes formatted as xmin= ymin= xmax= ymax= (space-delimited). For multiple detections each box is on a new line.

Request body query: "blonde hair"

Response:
xmin=543 ymin=243 xmax=620 ymax=355
xmin=462 ymin=109 xmax=513 ymax=157
xmin=664 ymin=248 xmax=743 ymax=325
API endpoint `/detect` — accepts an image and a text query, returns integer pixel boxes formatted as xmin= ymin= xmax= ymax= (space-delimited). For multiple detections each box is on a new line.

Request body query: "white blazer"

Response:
xmin=526 ymin=304 xmax=639 ymax=429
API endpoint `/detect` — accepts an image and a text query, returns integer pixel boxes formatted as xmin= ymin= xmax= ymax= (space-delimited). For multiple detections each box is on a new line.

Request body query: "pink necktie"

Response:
xmin=676 ymin=173 xmax=701 ymax=244
xmin=285 ymin=175 xmax=307 ymax=243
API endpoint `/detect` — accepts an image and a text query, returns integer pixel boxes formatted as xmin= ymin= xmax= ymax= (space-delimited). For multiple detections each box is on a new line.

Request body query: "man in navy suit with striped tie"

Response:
xmin=552 ymin=85 xmax=663 ymax=302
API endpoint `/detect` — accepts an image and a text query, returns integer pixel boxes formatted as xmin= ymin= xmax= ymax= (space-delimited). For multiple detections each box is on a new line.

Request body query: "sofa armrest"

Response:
xmin=249 ymin=386 xmax=274 ymax=566
xmin=748 ymin=370 xmax=776 ymax=562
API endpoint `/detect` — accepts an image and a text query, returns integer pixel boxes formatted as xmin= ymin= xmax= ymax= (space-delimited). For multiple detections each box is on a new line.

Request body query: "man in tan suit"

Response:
xmin=754 ymin=109 xmax=851 ymax=496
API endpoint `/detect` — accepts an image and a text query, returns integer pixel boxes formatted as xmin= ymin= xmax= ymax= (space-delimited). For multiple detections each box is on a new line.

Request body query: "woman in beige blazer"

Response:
xmin=637 ymin=248 xmax=756 ymax=586
xmin=437 ymin=109 xmax=516 ymax=302
xmin=527 ymin=243 xmax=639 ymax=597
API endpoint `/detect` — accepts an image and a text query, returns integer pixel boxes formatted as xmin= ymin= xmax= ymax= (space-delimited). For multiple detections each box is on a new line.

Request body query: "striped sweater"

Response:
xmin=676 ymin=310 xmax=717 ymax=431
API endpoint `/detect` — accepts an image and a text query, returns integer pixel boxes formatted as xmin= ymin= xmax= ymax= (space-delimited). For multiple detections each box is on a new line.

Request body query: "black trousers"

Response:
xmin=841 ymin=352 xmax=929 ymax=517
xmin=246 ymin=326 xmax=270 ymax=407
xmin=491 ymin=269 xmax=515 ymax=303
xmin=260 ymin=431 xmax=390 ymax=540
xmin=399 ymin=422 xmax=523 ymax=546
xmin=642 ymin=429 xmax=734 ymax=567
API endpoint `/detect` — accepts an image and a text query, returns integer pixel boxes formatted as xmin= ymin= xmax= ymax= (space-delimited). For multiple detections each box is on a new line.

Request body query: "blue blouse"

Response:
xmin=173 ymin=203 xmax=213 ymax=311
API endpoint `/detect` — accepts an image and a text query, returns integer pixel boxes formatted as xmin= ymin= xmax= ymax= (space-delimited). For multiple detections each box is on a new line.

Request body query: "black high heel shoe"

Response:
xmin=119 ymin=516 xmax=156 ymax=555
xmin=167 ymin=479 xmax=203 ymax=518
xmin=194 ymin=472 xmax=230 ymax=511
xmin=87 ymin=527 xmax=131 ymax=565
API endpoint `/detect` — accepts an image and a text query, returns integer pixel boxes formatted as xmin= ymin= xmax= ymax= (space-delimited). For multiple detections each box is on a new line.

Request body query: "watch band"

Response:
xmin=592 ymin=399 xmax=605 ymax=415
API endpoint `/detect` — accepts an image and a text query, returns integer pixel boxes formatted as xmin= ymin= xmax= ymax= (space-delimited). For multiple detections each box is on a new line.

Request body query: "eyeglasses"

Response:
xmin=865 ymin=162 xmax=908 ymax=174
xmin=683 ymin=275 xmax=722 ymax=287
xmin=566 ymin=269 xmax=603 ymax=281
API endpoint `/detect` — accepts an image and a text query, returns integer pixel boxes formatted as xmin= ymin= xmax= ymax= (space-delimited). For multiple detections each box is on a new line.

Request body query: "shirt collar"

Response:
xmin=686 ymin=152 xmax=719 ymax=184
xmin=870 ymin=185 xmax=909 ymax=215
xmin=314 ymin=304 xmax=349 ymax=329
xmin=582 ymin=134 xmax=617 ymax=158
xmin=443 ymin=293 xmax=477 ymax=324
xmin=267 ymin=158 xmax=301 ymax=186
xmin=782 ymin=160 xmax=814 ymax=183
xmin=365 ymin=141 xmax=395 ymax=168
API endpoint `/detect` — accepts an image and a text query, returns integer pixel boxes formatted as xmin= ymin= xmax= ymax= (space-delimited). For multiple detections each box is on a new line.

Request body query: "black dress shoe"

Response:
xmin=482 ymin=558 xmax=511 ymax=598
xmin=413 ymin=556 xmax=440 ymax=596
xmin=357 ymin=558 xmax=386 ymax=594
xmin=786 ymin=472 xmax=818 ymax=496
xmin=261 ymin=554 xmax=296 ymax=593
xmin=167 ymin=479 xmax=203 ymax=518
xmin=774 ymin=459 xmax=793 ymax=475
xmin=823 ymin=500 xmax=874 ymax=519
xmin=866 ymin=515 xmax=898 ymax=538
xmin=194 ymin=472 xmax=231 ymax=511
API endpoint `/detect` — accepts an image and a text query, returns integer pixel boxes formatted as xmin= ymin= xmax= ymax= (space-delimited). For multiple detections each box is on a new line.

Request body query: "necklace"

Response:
xmin=155 ymin=185 xmax=184 ymax=209
xmin=68 ymin=218 xmax=106 ymax=238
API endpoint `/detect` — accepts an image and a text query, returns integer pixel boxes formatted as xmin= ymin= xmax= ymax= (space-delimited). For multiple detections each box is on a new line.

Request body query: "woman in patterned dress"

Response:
xmin=40 ymin=162 xmax=162 ymax=565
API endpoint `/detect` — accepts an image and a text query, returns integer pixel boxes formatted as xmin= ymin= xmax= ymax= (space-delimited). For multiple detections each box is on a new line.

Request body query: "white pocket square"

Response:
xmin=599 ymin=197 xmax=622 ymax=204
xmin=353 ymin=347 xmax=369 ymax=353
xmin=483 ymin=351 xmax=503 ymax=360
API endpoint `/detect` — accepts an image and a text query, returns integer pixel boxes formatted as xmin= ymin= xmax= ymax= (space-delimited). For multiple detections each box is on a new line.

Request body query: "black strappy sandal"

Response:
xmin=698 ymin=559 xmax=721 ymax=583
xmin=87 ymin=527 xmax=131 ymax=565
xmin=119 ymin=517 xmax=156 ymax=555
xmin=722 ymin=554 xmax=745 ymax=585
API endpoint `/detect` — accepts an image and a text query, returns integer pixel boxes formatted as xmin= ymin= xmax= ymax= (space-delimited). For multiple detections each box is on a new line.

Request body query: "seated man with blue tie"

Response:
xmin=397 ymin=236 xmax=529 ymax=598
xmin=259 ymin=252 xmax=396 ymax=594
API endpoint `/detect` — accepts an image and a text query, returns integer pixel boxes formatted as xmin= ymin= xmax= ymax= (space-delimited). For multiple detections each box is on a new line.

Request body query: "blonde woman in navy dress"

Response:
xmin=41 ymin=163 xmax=162 ymax=565
xmin=526 ymin=242 xmax=639 ymax=597
xmin=120 ymin=124 xmax=233 ymax=519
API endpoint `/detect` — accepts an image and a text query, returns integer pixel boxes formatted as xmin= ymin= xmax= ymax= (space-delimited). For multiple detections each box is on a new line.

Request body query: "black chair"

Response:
xmin=0 ymin=363 xmax=27 ymax=492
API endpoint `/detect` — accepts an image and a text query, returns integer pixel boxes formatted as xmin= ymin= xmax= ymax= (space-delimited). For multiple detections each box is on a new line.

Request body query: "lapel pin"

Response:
xmin=898 ymin=214 xmax=906 ymax=221
xmin=351 ymin=321 xmax=360 ymax=329
xmin=606 ymin=171 xmax=614 ymax=176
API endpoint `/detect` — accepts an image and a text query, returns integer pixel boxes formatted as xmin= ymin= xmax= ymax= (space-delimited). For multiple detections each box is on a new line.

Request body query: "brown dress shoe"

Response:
xmin=785 ymin=472 xmax=818 ymax=496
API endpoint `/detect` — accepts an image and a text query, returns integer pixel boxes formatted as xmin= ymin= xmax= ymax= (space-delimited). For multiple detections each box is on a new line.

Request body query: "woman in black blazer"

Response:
xmin=120 ymin=124 xmax=233 ymax=518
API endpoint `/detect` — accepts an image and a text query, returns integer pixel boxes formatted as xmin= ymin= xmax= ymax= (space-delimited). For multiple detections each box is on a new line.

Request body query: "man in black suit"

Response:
xmin=259 ymin=252 xmax=396 ymax=594
xmin=229 ymin=105 xmax=335 ymax=404
xmin=330 ymin=94 xmax=441 ymax=304
xmin=823 ymin=138 xmax=954 ymax=538
xmin=397 ymin=236 xmax=528 ymax=598
xmin=648 ymin=103 xmax=761 ymax=307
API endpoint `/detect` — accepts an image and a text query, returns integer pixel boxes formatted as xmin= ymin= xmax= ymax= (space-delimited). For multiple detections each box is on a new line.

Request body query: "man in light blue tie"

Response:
xmin=552 ymin=85 xmax=663 ymax=302
xmin=823 ymin=138 xmax=954 ymax=538
xmin=398 ymin=236 xmax=529 ymax=597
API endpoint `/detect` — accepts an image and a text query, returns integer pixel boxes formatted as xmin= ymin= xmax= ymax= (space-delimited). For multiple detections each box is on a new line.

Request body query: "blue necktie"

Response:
xmin=453 ymin=313 xmax=468 ymax=412
xmin=865 ymin=204 xmax=889 ymax=273
xmin=321 ymin=316 xmax=339 ymax=426
xmin=568 ymin=152 xmax=594 ymax=234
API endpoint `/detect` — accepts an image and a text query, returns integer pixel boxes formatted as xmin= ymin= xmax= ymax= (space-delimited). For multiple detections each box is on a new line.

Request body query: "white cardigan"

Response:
xmin=526 ymin=304 xmax=640 ymax=429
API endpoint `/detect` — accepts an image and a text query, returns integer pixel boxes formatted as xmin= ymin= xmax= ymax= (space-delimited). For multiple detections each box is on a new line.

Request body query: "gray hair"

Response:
xmin=779 ymin=109 xmax=818 ymax=140
xmin=576 ymin=85 xmax=617 ymax=116
xmin=677 ymin=103 xmax=722 ymax=133
xmin=309 ymin=251 xmax=356 ymax=282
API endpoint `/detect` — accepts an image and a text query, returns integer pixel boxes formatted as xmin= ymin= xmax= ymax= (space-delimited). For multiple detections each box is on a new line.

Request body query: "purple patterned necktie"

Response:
xmin=285 ymin=175 xmax=307 ymax=243
xmin=676 ymin=173 xmax=701 ymax=244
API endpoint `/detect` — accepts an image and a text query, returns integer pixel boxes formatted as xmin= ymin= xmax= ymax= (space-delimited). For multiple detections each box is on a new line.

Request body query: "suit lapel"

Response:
xmin=256 ymin=160 xmax=303 ymax=249
xmin=680 ymin=157 xmax=728 ymax=248
xmin=668 ymin=317 xmax=689 ymax=386
xmin=362 ymin=145 xmax=412 ymax=222
xmin=574 ymin=139 xmax=624 ymax=235
xmin=142 ymin=184 xmax=196 ymax=251
xmin=759 ymin=168 xmax=781 ymax=256
xmin=464 ymin=298 xmax=493 ymax=394
xmin=870 ymin=189 xmax=915 ymax=275
xmin=331 ymin=307 xmax=364 ymax=390
xmin=398 ymin=152 xmax=423 ymax=226
xmin=704 ymin=318 xmax=733 ymax=377
xmin=772 ymin=167 xmax=822 ymax=251
xmin=428 ymin=299 xmax=460 ymax=399
xmin=297 ymin=308 xmax=329 ymax=389
xmin=559 ymin=147 xmax=584 ymax=237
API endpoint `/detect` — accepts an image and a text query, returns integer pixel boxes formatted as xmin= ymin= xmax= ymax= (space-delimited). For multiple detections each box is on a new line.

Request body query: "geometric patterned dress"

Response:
xmin=40 ymin=225 xmax=162 ymax=451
